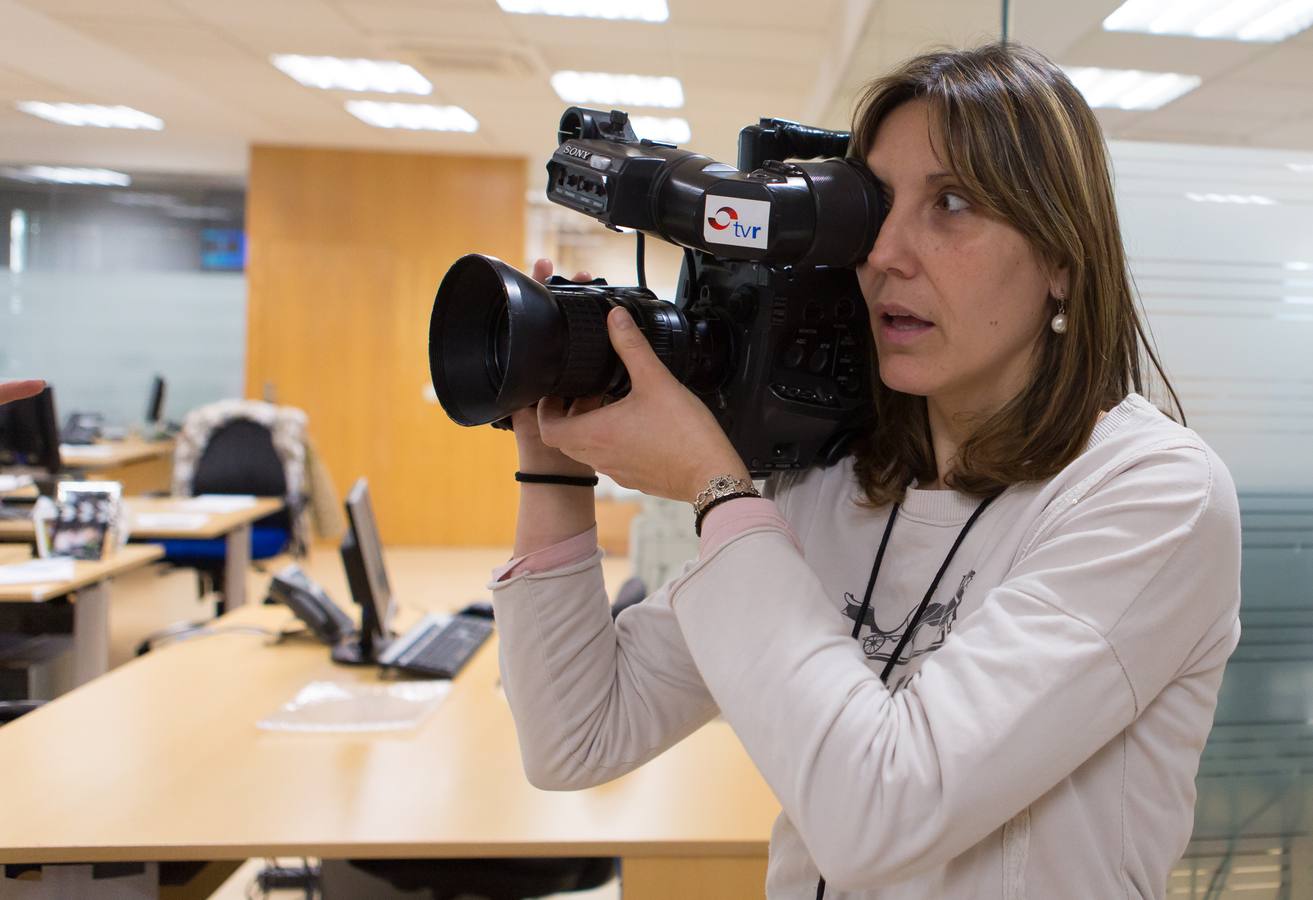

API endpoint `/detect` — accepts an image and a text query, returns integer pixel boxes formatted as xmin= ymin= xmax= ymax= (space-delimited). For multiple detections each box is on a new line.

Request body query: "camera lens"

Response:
xmin=429 ymin=254 xmax=730 ymax=427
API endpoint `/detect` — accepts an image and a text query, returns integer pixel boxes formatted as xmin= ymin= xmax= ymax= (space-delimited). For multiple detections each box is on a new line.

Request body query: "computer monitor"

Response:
xmin=331 ymin=477 xmax=397 ymax=665
xmin=0 ymin=386 xmax=62 ymax=476
xmin=146 ymin=375 xmax=166 ymax=426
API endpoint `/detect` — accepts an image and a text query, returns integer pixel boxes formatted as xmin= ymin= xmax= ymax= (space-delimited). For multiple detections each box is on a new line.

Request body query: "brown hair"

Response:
xmin=846 ymin=41 xmax=1183 ymax=507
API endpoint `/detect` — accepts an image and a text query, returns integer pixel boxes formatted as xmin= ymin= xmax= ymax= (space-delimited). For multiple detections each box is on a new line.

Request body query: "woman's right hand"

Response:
xmin=511 ymin=259 xmax=604 ymax=478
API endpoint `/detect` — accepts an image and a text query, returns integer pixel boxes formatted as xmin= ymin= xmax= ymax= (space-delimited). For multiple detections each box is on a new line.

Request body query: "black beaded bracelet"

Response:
xmin=694 ymin=490 xmax=759 ymax=536
xmin=515 ymin=471 xmax=599 ymax=487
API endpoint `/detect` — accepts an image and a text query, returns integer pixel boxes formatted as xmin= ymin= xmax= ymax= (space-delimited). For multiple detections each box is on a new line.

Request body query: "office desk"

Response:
xmin=125 ymin=496 xmax=284 ymax=610
xmin=0 ymin=544 xmax=164 ymax=695
xmin=0 ymin=497 xmax=284 ymax=610
xmin=60 ymin=438 xmax=175 ymax=494
xmin=0 ymin=602 xmax=776 ymax=899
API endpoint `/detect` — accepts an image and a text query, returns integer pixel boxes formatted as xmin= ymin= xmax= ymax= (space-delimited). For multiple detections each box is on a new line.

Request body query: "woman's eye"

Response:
xmin=937 ymin=192 xmax=970 ymax=213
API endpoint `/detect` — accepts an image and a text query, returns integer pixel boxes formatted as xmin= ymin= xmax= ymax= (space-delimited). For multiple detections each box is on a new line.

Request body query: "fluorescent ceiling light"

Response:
xmin=497 ymin=0 xmax=668 ymax=20
xmin=1103 ymin=0 xmax=1313 ymax=42
xmin=551 ymin=71 xmax=683 ymax=108
xmin=271 ymin=55 xmax=432 ymax=95
xmin=346 ymin=101 xmax=478 ymax=132
xmin=16 ymin=101 xmax=163 ymax=130
xmin=1061 ymin=66 xmax=1200 ymax=109
xmin=1185 ymin=192 xmax=1277 ymax=204
xmin=1288 ymin=162 xmax=1313 ymax=173
xmin=0 ymin=165 xmax=131 ymax=186
xmin=1286 ymin=261 xmax=1312 ymax=270
xmin=629 ymin=115 xmax=690 ymax=143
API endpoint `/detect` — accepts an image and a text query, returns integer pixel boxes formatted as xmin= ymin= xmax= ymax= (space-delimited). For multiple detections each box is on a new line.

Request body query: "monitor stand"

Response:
xmin=330 ymin=632 xmax=393 ymax=666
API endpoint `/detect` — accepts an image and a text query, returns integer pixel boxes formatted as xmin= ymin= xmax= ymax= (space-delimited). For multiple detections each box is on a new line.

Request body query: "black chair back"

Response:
xmin=193 ymin=418 xmax=290 ymax=531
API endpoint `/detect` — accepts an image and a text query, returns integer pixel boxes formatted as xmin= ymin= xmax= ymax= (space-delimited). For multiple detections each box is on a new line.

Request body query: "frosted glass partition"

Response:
xmin=0 ymin=177 xmax=245 ymax=429
xmin=1109 ymin=140 xmax=1313 ymax=492
xmin=0 ymin=270 xmax=245 ymax=427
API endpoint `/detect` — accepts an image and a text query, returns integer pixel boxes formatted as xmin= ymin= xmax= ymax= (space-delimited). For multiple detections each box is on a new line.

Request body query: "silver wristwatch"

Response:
xmin=692 ymin=473 xmax=760 ymax=522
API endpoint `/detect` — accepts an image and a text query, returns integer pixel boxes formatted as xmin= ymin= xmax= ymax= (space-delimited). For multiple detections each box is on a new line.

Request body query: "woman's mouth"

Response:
xmin=878 ymin=314 xmax=935 ymax=344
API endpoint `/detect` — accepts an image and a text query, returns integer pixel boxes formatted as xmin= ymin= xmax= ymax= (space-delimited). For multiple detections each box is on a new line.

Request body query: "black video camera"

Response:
xmin=428 ymin=107 xmax=886 ymax=474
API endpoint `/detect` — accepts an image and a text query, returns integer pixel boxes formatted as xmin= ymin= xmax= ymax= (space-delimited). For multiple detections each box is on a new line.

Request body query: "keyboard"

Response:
xmin=378 ymin=613 xmax=493 ymax=679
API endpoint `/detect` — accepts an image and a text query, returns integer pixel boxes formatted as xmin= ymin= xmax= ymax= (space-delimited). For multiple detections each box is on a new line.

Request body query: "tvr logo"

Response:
xmin=703 ymin=195 xmax=769 ymax=248
xmin=707 ymin=206 xmax=761 ymax=239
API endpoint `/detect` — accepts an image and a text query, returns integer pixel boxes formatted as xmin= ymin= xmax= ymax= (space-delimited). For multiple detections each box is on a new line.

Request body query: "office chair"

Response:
xmin=334 ymin=857 xmax=617 ymax=900
xmin=611 ymin=575 xmax=647 ymax=619
xmin=162 ymin=416 xmax=296 ymax=608
xmin=0 ymin=700 xmax=44 ymax=724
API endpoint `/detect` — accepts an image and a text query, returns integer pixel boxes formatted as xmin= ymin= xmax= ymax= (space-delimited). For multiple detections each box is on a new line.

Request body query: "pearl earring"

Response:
xmin=1051 ymin=293 xmax=1068 ymax=335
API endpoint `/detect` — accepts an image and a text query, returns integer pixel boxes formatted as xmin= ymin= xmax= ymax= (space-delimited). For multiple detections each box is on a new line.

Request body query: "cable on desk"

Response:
xmin=139 ymin=620 xmax=309 ymax=654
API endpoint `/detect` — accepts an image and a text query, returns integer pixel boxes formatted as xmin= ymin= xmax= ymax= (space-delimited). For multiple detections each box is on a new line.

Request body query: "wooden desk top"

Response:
xmin=124 ymin=496 xmax=284 ymax=539
xmin=0 ymin=497 xmax=284 ymax=542
xmin=0 ymin=603 xmax=778 ymax=864
xmin=0 ymin=544 xmax=163 ymax=602
xmin=60 ymin=438 xmax=175 ymax=470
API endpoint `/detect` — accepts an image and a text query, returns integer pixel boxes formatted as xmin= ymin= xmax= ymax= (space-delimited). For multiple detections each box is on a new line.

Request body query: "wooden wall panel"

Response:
xmin=245 ymin=146 xmax=526 ymax=546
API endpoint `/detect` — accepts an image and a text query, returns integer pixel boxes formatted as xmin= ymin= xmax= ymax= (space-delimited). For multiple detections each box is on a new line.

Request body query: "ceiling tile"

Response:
xmin=1059 ymin=30 xmax=1262 ymax=78
xmin=1225 ymin=43 xmax=1313 ymax=87
xmin=52 ymin=19 xmax=255 ymax=59
xmin=18 ymin=0 xmax=189 ymax=21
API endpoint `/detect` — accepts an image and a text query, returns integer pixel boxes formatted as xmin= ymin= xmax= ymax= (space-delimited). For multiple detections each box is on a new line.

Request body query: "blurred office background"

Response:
xmin=1 ymin=0 xmax=1311 ymax=895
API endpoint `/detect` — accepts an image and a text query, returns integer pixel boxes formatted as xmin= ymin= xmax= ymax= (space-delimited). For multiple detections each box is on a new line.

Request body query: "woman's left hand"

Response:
xmin=536 ymin=307 xmax=752 ymax=504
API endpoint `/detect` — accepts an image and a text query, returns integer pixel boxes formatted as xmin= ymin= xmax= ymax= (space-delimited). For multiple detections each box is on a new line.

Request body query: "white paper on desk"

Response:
xmin=180 ymin=494 xmax=259 ymax=512
xmin=0 ymin=474 xmax=34 ymax=492
xmin=257 ymin=679 xmax=452 ymax=733
xmin=60 ymin=444 xmax=114 ymax=458
xmin=133 ymin=512 xmax=209 ymax=530
xmin=0 ymin=558 xmax=75 ymax=585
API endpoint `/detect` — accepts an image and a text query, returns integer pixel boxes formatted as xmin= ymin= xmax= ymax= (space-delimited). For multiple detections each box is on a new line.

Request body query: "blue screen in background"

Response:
xmin=201 ymin=228 xmax=246 ymax=271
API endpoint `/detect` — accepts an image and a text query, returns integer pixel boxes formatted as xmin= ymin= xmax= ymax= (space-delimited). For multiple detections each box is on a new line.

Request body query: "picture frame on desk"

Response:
xmin=41 ymin=481 xmax=124 ymax=561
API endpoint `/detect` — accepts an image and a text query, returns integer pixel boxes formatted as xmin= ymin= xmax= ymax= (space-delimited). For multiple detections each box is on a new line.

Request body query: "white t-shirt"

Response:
xmin=488 ymin=392 xmax=1242 ymax=899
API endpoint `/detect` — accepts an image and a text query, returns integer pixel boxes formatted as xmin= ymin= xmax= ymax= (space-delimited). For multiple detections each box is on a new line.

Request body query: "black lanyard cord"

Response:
xmin=850 ymin=502 xmax=902 ymax=642
xmin=816 ymin=490 xmax=1001 ymax=900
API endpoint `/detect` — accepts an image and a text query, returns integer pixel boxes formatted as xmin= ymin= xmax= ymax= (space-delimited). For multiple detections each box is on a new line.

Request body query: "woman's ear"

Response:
xmin=1048 ymin=266 xmax=1071 ymax=300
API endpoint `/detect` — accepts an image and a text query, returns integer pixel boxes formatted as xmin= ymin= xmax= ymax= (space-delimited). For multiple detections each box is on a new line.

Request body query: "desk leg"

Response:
xmin=620 ymin=855 xmax=767 ymax=899
xmin=71 ymin=581 xmax=110 ymax=688
xmin=222 ymin=524 xmax=251 ymax=612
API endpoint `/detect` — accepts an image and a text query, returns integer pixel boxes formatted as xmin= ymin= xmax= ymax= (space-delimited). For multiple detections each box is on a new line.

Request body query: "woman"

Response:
xmin=487 ymin=43 xmax=1241 ymax=899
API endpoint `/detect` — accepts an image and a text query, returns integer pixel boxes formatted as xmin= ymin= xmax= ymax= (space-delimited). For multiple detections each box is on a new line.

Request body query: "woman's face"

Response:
xmin=856 ymin=100 xmax=1060 ymax=412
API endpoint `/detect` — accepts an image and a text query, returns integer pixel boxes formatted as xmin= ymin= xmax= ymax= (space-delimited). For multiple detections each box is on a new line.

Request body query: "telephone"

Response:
xmin=267 ymin=564 xmax=355 ymax=644
xmin=61 ymin=412 xmax=104 ymax=446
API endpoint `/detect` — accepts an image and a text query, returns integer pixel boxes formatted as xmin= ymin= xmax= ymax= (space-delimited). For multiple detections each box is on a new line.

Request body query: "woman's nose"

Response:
xmin=862 ymin=206 xmax=914 ymax=279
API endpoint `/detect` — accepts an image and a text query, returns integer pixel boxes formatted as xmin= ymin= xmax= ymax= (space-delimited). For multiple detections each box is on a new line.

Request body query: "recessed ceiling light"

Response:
xmin=628 ymin=116 xmax=690 ymax=143
xmin=1185 ymin=192 xmax=1277 ymax=204
xmin=1061 ymin=66 xmax=1200 ymax=109
xmin=0 ymin=165 xmax=132 ymax=186
xmin=271 ymin=55 xmax=432 ymax=95
xmin=1103 ymin=0 xmax=1313 ymax=42
xmin=550 ymin=71 xmax=683 ymax=108
xmin=16 ymin=101 xmax=163 ymax=130
xmin=1288 ymin=163 xmax=1313 ymax=173
xmin=1286 ymin=261 xmax=1312 ymax=270
xmin=345 ymin=101 xmax=478 ymax=132
xmin=496 ymin=0 xmax=668 ymax=21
